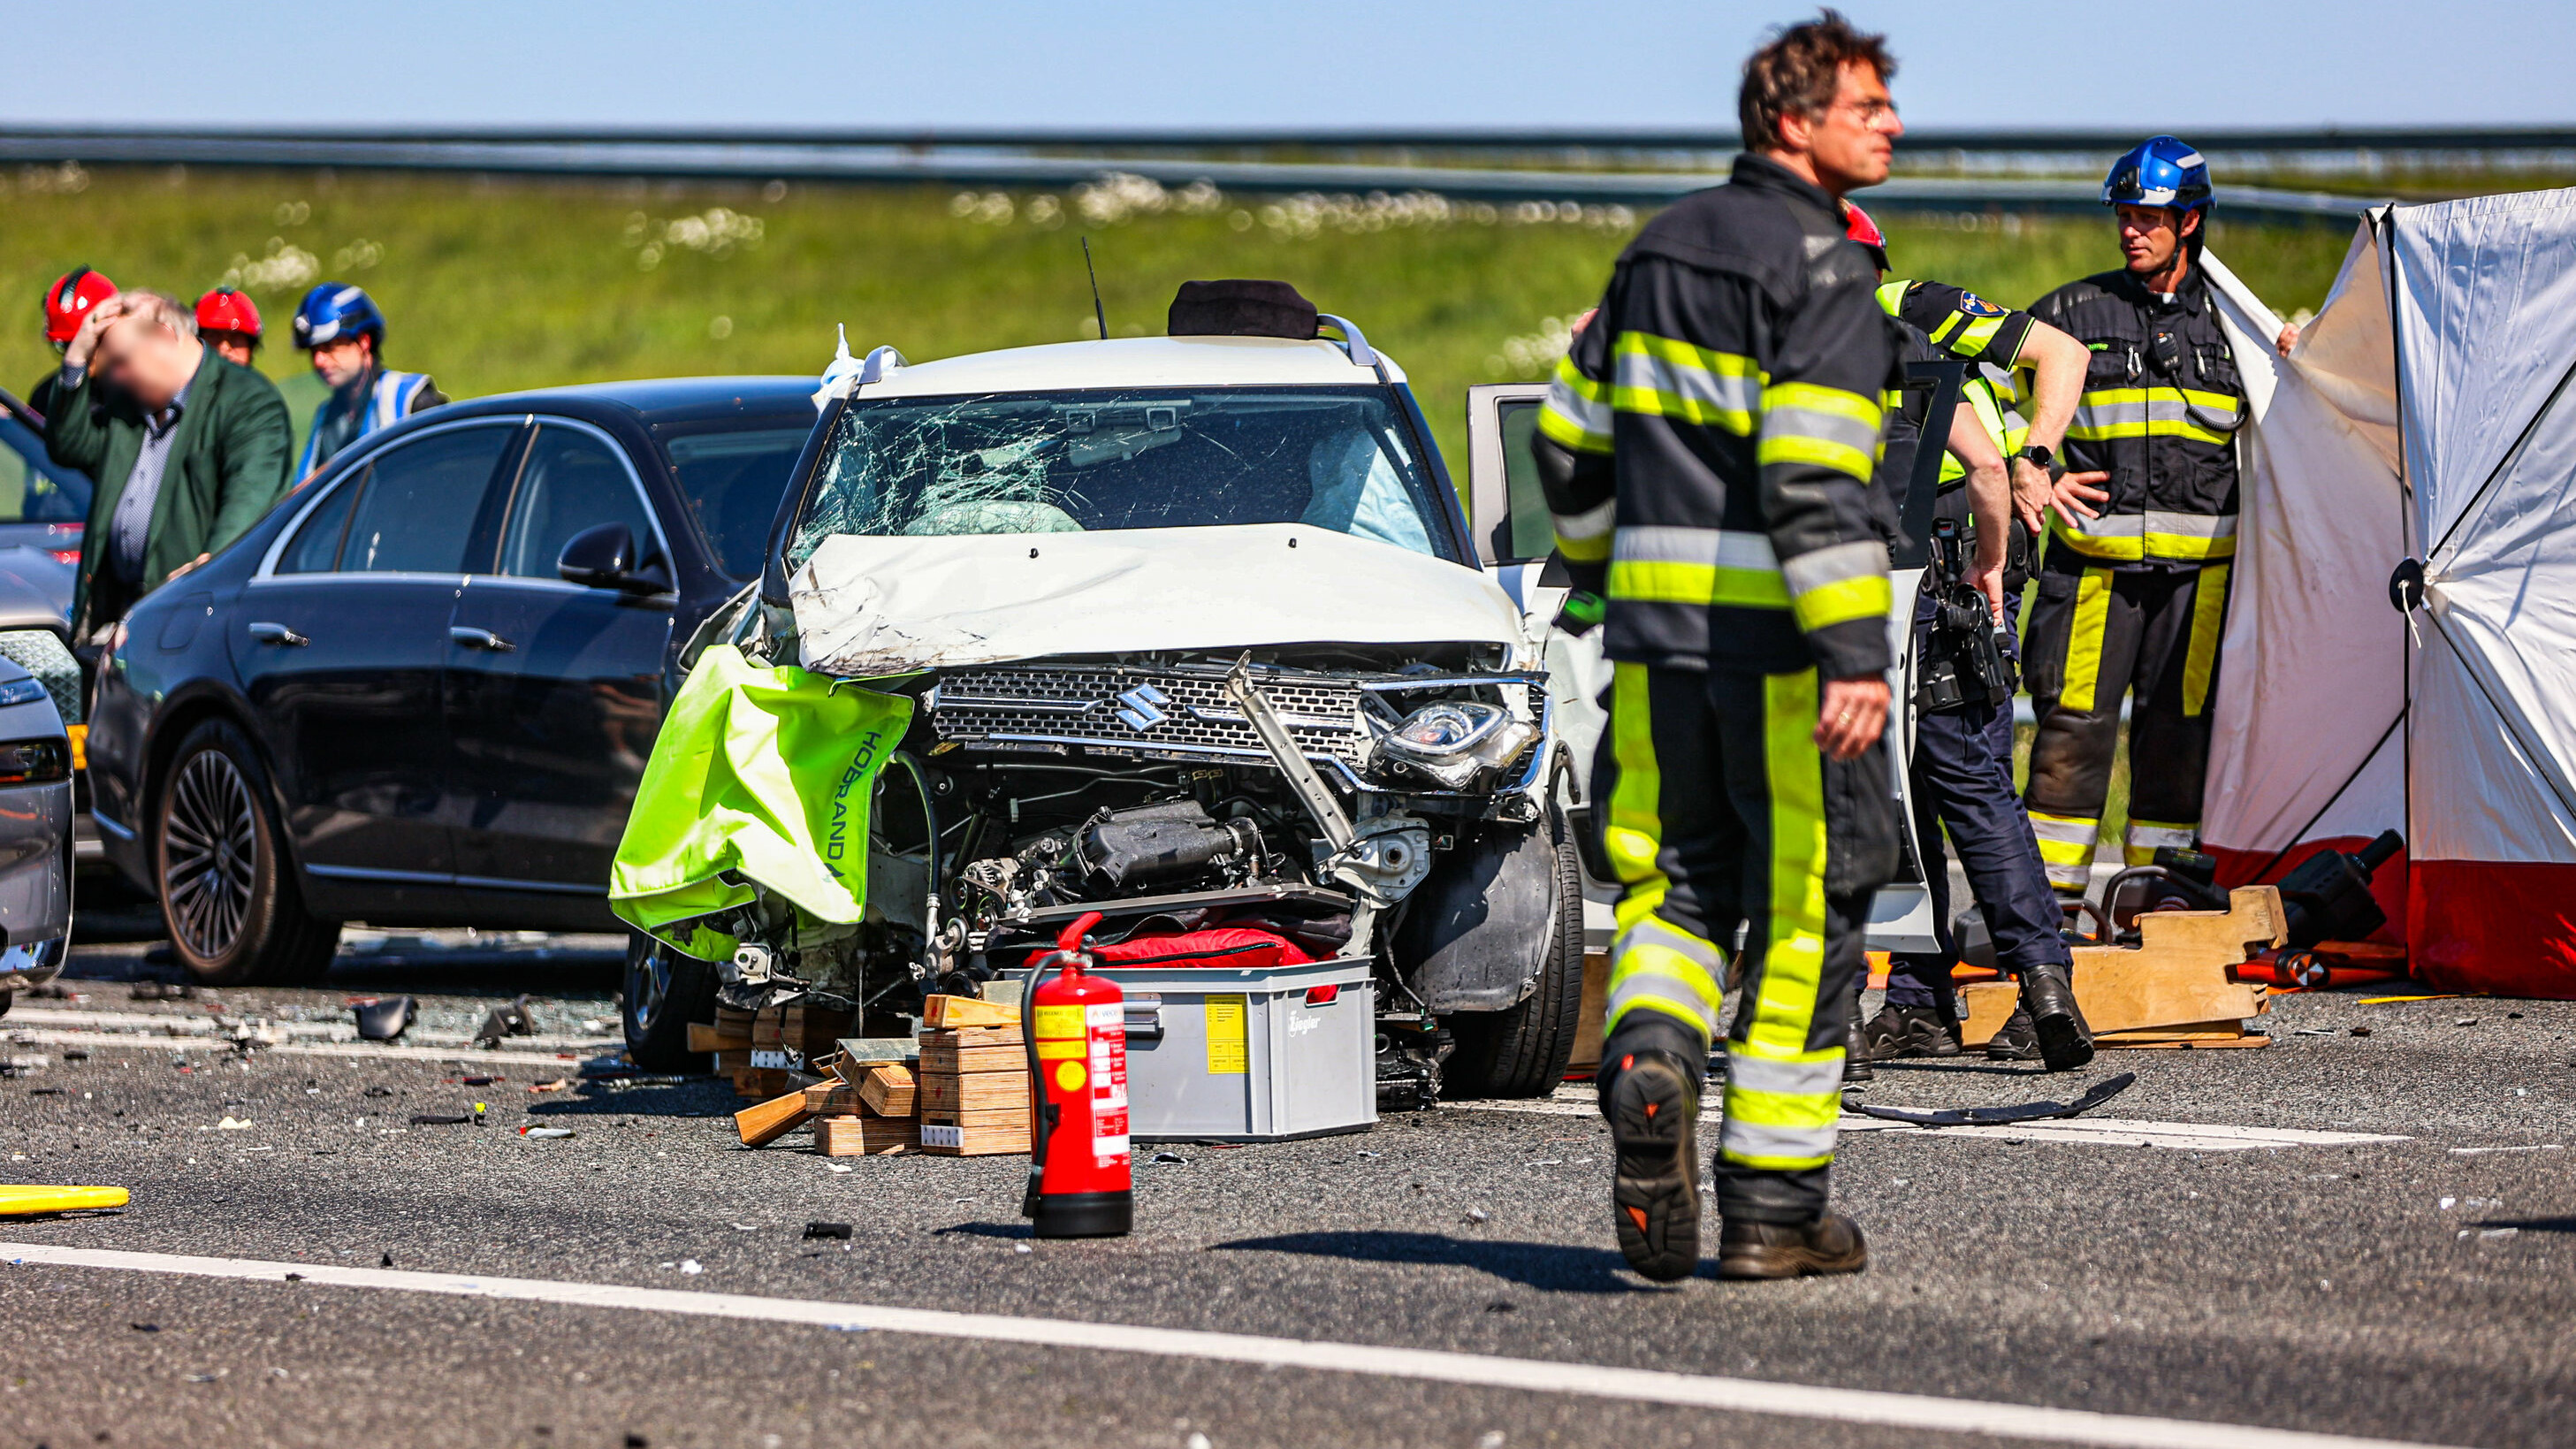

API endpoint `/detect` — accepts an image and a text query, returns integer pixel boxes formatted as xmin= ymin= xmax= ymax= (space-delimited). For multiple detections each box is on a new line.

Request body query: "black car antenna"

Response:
xmin=1081 ymin=236 xmax=1109 ymax=340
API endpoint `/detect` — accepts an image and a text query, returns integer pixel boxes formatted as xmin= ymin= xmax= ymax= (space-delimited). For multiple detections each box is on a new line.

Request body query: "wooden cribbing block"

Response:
xmin=689 ymin=1020 xmax=751 ymax=1052
xmin=803 ymin=1081 xmax=865 ymax=1116
xmin=918 ymin=1042 xmax=1026 ymax=1075
xmin=919 ymin=1071 xmax=1030 ymax=1114
xmin=857 ymin=1063 xmax=915 ymax=1117
xmin=923 ymin=995 xmax=1019 ymax=1028
xmin=918 ymin=1103 xmax=1032 ymax=1128
xmin=918 ymin=1026 xmax=1023 ymax=1051
xmin=714 ymin=1048 xmax=752 ymax=1073
xmin=919 ymin=1118 xmax=1032 ymax=1155
xmin=752 ymin=1008 xmax=784 ymax=1049
xmin=1958 ymin=886 xmax=2282 ymax=1046
xmin=814 ymin=1114 xmax=917 ymax=1155
xmin=735 ymin=1088 xmax=816 ymax=1147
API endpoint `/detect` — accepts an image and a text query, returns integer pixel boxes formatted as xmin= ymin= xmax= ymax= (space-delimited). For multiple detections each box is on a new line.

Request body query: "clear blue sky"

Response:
xmin=11 ymin=1 xmax=2572 ymax=132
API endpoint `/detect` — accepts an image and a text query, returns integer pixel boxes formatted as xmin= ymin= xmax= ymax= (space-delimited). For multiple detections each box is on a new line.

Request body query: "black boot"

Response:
xmin=1598 ymin=1013 xmax=1706 ymax=1282
xmin=1986 ymin=1005 xmax=2041 ymax=1060
xmin=2017 ymin=961 xmax=2095 ymax=1071
xmin=1717 ymin=1211 xmax=1869 ymax=1279
xmin=1862 ymin=1002 xmax=1962 ymax=1060
xmin=1841 ymin=992 xmax=1873 ymax=1084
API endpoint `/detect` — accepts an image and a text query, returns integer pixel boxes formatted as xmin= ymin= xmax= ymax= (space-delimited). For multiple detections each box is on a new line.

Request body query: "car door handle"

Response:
xmin=448 ymin=627 xmax=515 ymax=652
xmin=246 ymin=622 xmax=309 ymax=647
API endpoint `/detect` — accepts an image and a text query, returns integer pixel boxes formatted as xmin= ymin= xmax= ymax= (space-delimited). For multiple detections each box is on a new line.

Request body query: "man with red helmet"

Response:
xmin=194 ymin=288 xmax=262 ymax=369
xmin=29 ymin=269 xmax=120 ymax=445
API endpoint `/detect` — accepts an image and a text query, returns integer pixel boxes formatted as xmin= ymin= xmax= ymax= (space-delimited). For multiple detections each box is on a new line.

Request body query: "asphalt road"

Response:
xmin=3 ymin=934 xmax=2571 ymax=1449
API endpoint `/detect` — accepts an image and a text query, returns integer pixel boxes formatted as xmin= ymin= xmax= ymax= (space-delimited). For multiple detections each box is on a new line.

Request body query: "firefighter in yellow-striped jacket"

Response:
xmin=1529 ymin=14 xmax=1903 ymax=1284
xmin=2021 ymin=135 xmax=2245 ymax=894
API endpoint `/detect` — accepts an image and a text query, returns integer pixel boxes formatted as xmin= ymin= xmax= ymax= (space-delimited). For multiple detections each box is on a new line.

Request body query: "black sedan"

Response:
xmin=88 ymin=378 xmax=819 ymax=995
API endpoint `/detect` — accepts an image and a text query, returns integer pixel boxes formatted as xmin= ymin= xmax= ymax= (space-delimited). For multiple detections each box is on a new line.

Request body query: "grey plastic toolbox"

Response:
xmin=1098 ymin=956 xmax=1376 ymax=1142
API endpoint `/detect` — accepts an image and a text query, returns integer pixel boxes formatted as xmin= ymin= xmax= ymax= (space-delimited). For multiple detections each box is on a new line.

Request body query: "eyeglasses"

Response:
xmin=1828 ymin=96 xmax=1900 ymax=127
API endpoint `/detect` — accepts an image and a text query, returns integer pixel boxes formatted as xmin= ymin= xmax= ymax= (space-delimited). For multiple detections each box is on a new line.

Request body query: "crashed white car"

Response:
xmin=657 ymin=309 xmax=1587 ymax=1100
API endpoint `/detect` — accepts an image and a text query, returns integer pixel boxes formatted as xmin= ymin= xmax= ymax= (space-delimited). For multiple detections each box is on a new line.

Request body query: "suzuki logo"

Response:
xmin=1112 ymin=683 xmax=1170 ymax=732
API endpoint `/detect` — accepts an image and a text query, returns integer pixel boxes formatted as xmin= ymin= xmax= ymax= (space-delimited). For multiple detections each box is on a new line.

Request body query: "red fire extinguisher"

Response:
xmin=1020 ymin=911 xmax=1132 ymax=1238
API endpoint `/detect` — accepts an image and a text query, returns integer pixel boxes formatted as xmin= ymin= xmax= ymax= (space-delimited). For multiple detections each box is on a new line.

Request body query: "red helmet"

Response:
xmin=42 ymin=267 xmax=117 ymax=344
xmin=1842 ymin=202 xmax=1889 ymax=272
xmin=195 ymin=286 xmax=263 ymax=340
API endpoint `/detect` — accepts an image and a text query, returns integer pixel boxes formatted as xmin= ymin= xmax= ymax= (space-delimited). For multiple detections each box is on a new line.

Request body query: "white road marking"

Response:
xmin=1 ymin=1242 xmax=2459 ymax=1449
xmin=1 ymin=1027 xmax=598 ymax=1068
xmin=4 ymin=1008 xmax=604 ymax=1052
xmin=1459 ymin=1099 xmax=2407 ymax=1153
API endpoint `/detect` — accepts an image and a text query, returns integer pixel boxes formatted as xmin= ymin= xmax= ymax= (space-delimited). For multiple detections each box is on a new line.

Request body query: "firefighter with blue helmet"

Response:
xmin=2020 ymin=137 xmax=2246 ymax=897
xmin=289 ymin=282 xmax=444 ymax=481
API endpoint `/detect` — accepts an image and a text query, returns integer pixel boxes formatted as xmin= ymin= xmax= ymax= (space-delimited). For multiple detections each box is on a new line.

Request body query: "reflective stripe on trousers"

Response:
xmin=2029 ymin=810 xmax=2100 ymax=893
xmin=1719 ymin=669 xmax=1840 ymax=1173
xmin=2124 ymin=820 xmax=2198 ymax=866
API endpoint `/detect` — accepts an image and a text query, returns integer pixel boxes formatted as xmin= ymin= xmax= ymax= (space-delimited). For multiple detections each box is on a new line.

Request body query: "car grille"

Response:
xmin=930 ymin=663 xmax=1367 ymax=774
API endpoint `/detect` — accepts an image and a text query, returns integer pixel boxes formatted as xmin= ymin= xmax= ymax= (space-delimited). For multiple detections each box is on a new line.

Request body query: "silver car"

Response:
xmin=0 ymin=652 xmax=72 ymax=1014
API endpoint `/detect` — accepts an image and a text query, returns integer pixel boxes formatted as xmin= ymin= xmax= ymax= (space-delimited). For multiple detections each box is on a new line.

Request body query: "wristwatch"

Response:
xmin=2017 ymin=443 xmax=2065 ymax=481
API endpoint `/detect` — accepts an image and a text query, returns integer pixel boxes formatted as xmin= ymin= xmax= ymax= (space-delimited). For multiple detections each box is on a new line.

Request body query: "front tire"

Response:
xmin=1441 ymin=800 xmax=1586 ymax=1098
xmin=154 ymin=719 xmax=338 ymax=987
xmin=623 ymin=931 xmax=718 ymax=1071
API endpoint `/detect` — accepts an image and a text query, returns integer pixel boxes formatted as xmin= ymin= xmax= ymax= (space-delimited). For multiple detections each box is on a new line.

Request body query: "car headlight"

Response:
xmin=1374 ymin=701 xmax=1536 ymax=789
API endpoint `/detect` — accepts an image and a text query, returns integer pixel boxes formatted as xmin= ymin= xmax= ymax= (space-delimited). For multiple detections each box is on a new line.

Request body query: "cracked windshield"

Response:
xmin=789 ymin=386 xmax=1454 ymax=567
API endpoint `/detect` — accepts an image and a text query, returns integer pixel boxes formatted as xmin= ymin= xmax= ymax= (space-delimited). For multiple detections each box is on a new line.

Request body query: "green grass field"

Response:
xmin=2 ymin=163 xmax=2359 ymax=469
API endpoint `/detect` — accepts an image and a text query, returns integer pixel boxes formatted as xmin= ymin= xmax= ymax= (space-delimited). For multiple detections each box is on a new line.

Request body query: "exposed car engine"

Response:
xmin=705 ymin=643 xmax=1552 ymax=1105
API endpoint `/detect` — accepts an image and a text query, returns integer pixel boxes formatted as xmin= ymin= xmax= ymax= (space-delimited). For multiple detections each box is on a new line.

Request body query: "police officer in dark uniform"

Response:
xmin=1533 ymin=12 xmax=1904 ymax=1283
xmin=2023 ymin=138 xmax=2246 ymax=895
xmin=1842 ymin=203 xmax=2106 ymax=1071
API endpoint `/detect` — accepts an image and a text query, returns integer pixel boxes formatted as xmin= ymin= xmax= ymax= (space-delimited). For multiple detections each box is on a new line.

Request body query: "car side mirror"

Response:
xmin=557 ymin=522 xmax=670 ymax=594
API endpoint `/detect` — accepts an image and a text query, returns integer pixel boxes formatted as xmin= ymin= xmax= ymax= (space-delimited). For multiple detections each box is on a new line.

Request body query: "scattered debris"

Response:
xmin=2457 ymin=1018 xmax=2480 ymax=1027
xmin=352 ymin=997 xmax=415 ymax=1041
xmin=364 ymin=1085 xmax=396 ymax=1097
xmin=519 ymin=1126 xmax=575 ymax=1139
xmin=461 ymin=1075 xmax=499 ymax=1087
xmin=2480 ymin=1227 xmax=2521 ymax=1240
xmin=1464 ymin=1209 xmax=1490 ymax=1224
xmin=1857 ymin=1071 xmax=2138 ymax=1127
xmin=130 ymin=1322 xmax=159 ymax=1332
xmin=2450 ymin=1144 xmax=2563 ymax=1155
xmin=408 ymin=1114 xmax=472 ymax=1126
xmin=2351 ymin=1026 xmax=2374 ymax=1037
xmin=804 ymin=1222 xmax=853 ymax=1239
xmin=381 ymin=1253 xmax=394 ymax=1267
xmin=473 ymin=995 xmax=539 ymax=1047
xmin=679 ymin=1259 xmax=703 ymax=1275
xmin=530 ymin=1079 xmax=570 ymax=1094
xmin=1151 ymin=1151 xmax=1186 ymax=1164
xmin=1484 ymin=1300 xmax=1515 ymax=1314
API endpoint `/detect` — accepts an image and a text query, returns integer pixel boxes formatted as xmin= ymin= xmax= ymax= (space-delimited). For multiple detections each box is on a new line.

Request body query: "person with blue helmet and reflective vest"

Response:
xmin=2019 ymin=137 xmax=2247 ymax=899
xmin=1531 ymin=11 xmax=1903 ymax=1284
xmin=289 ymin=282 xmax=444 ymax=482
xmin=1842 ymin=201 xmax=2109 ymax=1072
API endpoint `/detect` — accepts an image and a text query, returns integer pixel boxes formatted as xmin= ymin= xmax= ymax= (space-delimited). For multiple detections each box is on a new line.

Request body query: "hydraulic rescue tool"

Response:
xmin=1020 ymin=911 xmax=1133 ymax=1238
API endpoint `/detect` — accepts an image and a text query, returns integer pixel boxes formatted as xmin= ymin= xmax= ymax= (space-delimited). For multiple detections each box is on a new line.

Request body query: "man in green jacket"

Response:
xmin=46 ymin=290 xmax=293 ymax=644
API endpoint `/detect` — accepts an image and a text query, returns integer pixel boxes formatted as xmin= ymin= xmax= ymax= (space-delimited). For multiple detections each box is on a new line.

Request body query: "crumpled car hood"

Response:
xmin=790 ymin=523 xmax=1528 ymax=676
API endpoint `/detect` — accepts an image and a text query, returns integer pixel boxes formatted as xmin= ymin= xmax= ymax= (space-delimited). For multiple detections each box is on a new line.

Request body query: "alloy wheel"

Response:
xmin=164 ymin=750 xmax=259 ymax=960
xmin=629 ymin=938 xmax=674 ymax=1028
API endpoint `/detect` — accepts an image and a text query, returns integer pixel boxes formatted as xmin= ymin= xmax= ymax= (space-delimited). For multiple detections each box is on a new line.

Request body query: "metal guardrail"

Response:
xmin=5 ymin=123 xmax=2572 ymax=153
xmin=0 ymin=126 xmax=2397 ymax=224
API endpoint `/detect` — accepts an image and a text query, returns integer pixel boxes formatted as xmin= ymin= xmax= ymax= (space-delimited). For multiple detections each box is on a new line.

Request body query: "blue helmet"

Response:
xmin=290 ymin=282 xmax=385 ymax=349
xmin=2102 ymin=136 xmax=2212 ymax=214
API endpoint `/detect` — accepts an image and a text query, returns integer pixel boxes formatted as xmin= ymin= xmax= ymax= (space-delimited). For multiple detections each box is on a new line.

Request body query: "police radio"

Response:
xmin=1917 ymin=517 xmax=2018 ymax=713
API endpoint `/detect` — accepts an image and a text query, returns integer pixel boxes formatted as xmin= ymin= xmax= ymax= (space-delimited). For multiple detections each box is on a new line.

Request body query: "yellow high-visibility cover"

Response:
xmin=607 ymin=644 xmax=912 ymax=960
